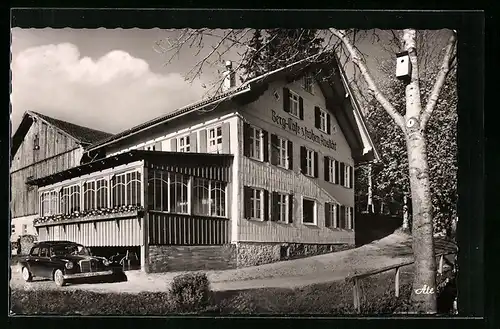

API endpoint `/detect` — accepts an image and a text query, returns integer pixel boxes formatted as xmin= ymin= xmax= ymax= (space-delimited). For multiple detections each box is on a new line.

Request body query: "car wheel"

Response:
xmin=54 ymin=269 xmax=66 ymax=287
xmin=22 ymin=267 xmax=33 ymax=282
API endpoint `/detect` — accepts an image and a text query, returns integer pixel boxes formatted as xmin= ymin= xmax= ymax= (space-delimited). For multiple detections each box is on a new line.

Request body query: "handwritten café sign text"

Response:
xmin=271 ymin=110 xmax=337 ymax=151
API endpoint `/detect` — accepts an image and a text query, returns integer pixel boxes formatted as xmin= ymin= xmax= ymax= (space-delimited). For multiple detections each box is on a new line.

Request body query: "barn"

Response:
xmin=27 ymin=55 xmax=379 ymax=272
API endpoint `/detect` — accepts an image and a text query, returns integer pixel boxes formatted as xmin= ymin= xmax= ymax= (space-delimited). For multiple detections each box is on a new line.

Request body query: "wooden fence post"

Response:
xmin=395 ymin=267 xmax=400 ymax=297
xmin=353 ymin=278 xmax=361 ymax=313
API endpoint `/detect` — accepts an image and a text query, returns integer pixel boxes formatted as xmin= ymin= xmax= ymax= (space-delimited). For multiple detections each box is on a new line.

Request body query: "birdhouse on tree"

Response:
xmin=396 ymin=51 xmax=412 ymax=82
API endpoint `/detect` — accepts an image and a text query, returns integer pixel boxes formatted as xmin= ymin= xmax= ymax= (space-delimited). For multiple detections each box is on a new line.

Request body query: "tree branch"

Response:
xmin=329 ymin=28 xmax=406 ymax=131
xmin=420 ymin=31 xmax=457 ymax=129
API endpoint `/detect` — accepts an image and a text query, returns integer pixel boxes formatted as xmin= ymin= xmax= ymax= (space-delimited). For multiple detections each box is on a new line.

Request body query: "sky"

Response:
xmin=10 ymin=28 xmax=451 ymax=137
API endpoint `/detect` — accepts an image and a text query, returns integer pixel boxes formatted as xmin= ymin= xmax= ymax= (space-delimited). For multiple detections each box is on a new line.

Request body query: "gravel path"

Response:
xmin=10 ymin=232 xmax=421 ymax=294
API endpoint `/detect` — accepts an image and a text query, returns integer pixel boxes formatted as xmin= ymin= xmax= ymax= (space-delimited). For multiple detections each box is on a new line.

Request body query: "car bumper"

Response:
xmin=63 ymin=270 xmax=115 ymax=279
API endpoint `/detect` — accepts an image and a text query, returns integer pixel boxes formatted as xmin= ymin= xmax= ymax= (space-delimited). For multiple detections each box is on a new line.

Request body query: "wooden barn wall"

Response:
xmin=11 ymin=148 xmax=83 ymax=218
xmin=37 ymin=218 xmax=143 ymax=247
xmin=11 ymin=120 xmax=81 ymax=172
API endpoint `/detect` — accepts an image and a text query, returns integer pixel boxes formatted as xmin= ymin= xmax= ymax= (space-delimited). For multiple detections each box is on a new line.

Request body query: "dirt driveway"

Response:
xmin=10 ymin=232 xmax=456 ymax=294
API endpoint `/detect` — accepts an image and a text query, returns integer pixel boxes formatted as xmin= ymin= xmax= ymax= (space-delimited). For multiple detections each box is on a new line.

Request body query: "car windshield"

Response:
xmin=51 ymin=244 xmax=90 ymax=256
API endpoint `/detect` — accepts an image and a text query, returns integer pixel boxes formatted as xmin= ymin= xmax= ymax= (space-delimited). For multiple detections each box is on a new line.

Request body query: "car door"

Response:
xmin=27 ymin=246 xmax=42 ymax=276
xmin=37 ymin=246 xmax=53 ymax=278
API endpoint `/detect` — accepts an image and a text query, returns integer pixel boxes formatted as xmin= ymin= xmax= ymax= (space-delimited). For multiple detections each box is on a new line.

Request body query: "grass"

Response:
xmin=10 ymin=264 xmax=456 ymax=315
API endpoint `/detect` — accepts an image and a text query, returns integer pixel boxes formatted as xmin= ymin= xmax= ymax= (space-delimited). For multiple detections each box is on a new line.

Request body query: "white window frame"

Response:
xmin=288 ymin=90 xmax=300 ymax=118
xmin=192 ymin=177 xmax=227 ymax=218
xmin=319 ymin=108 xmax=328 ymax=133
xmin=208 ymin=126 xmax=223 ymax=154
xmin=328 ymin=203 xmax=338 ymax=228
xmin=306 ymin=148 xmax=315 ymax=177
xmin=302 ymin=197 xmax=317 ymax=225
xmin=178 ymin=135 xmax=191 ymax=153
xmin=169 ymin=173 xmax=190 ymax=214
xmin=111 ymin=170 xmax=142 ymax=208
xmin=277 ymin=136 xmax=289 ymax=169
xmin=59 ymin=184 xmax=81 ymax=214
xmin=40 ymin=190 xmax=59 ymax=216
xmin=329 ymin=158 xmax=338 ymax=184
xmin=277 ymin=193 xmax=289 ymax=223
xmin=346 ymin=206 xmax=354 ymax=229
xmin=250 ymin=188 xmax=264 ymax=221
xmin=22 ymin=224 xmax=27 ymax=235
xmin=302 ymin=74 xmax=314 ymax=93
xmin=249 ymin=126 xmax=263 ymax=161
xmin=344 ymin=165 xmax=352 ymax=188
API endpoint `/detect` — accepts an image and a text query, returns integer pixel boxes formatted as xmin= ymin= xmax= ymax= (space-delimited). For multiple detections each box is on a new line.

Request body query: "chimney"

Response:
xmin=222 ymin=60 xmax=237 ymax=92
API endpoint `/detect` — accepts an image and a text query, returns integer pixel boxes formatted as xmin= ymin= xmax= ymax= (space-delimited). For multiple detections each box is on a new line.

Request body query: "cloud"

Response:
xmin=11 ymin=43 xmax=206 ymax=134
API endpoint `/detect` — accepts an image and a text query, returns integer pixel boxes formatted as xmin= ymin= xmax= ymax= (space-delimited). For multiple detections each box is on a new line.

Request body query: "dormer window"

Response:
xmin=33 ymin=134 xmax=40 ymax=151
xmin=302 ymin=74 xmax=313 ymax=93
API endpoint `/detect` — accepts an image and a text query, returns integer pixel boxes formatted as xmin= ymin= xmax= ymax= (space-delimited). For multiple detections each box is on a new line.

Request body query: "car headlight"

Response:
xmin=103 ymin=259 xmax=110 ymax=266
xmin=65 ymin=262 xmax=74 ymax=270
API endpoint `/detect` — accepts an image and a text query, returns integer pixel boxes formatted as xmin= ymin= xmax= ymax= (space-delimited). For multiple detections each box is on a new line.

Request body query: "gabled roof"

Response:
xmin=86 ymin=54 xmax=379 ymax=163
xmin=11 ymin=111 xmax=112 ymax=158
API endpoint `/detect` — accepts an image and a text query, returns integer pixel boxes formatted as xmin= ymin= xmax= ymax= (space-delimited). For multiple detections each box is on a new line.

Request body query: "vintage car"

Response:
xmin=19 ymin=240 xmax=125 ymax=287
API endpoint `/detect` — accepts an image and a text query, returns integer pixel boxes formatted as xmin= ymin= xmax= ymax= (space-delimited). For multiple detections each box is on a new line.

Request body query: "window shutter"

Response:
xmin=243 ymin=186 xmax=252 ymax=219
xmin=350 ymin=207 xmax=354 ymax=229
xmin=199 ymin=129 xmax=207 ymax=153
xmin=314 ymin=106 xmax=321 ymax=129
xmin=288 ymin=194 xmax=294 ymax=223
xmin=270 ymin=134 xmax=279 ymax=165
xmin=339 ymin=205 xmax=346 ymax=229
xmin=283 ymin=88 xmax=290 ymax=113
xmin=263 ymin=190 xmax=269 ymax=221
xmin=313 ymin=152 xmax=319 ymax=178
xmin=300 ymin=146 xmax=307 ymax=174
xmin=327 ymin=113 xmax=331 ymax=134
xmin=154 ymin=141 xmax=162 ymax=151
xmin=335 ymin=160 xmax=340 ymax=184
xmin=340 ymin=162 xmax=345 ymax=186
xmin=243 ymin=122 xmax=251 ymax=157
xmin=189 ymin=132 xmax=198 ymax=152
xmin=325 ymin=203 xmax=331 ymax=228
xmin=335 ymin=204 xmax=340 ymax=228
xmin=221 ymin=122 xmax=230 ymax=153
xmin=262 ymin=130 xmax=269 ymax=162
xmin=287 ymin=140 xmax=293 ymax=170
xmin=299 ymin=97 xmax=304 ymax=120
xmin=170 ymin=139 xmax=177 ymax=152
xmin=324 ymin=156 xmax=330 ymax=182
xmin=271 ymin=192 xmax=279 ymax=221
xmin=349 ymin=166 xmax=354 ymax=188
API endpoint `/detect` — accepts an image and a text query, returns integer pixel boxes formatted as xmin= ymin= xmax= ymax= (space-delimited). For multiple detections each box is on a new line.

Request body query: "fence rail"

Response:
xmin=345 ymin=251 xmax=457 ymax=312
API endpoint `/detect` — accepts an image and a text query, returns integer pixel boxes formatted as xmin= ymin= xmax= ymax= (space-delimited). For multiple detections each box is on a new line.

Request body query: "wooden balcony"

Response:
xmin=148 ymin=211 xmax=230 ymax=245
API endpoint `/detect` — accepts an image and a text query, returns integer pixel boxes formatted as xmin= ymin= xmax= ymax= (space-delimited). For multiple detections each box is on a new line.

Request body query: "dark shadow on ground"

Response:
xmin=355 ymin=213 xmax=402 ymax=246
xmin=66 ymin=272 xmax=128 ymax=286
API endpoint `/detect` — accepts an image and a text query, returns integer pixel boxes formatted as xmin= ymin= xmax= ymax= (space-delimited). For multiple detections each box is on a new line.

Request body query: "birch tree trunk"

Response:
xmin=401 ymin=29 xmax=437 ymax=313
xmin=367 ymin=164 xmax=374 ymax=213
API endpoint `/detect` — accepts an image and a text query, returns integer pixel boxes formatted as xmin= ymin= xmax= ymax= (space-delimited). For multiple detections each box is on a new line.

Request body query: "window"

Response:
xmin=60 ymin=185 xmax=81 ymax=214
xmin=276 ymin=193 xmax=288 ymax=222
xmin=319 ymin=109 xmax=328 ymax=133
xmin=306 ymin=149 xmax=315 ymax=176
xmin=249 ymin=126 xmax=262 ymax=160
xmin=277 ymin=137 xmax=288 ymax=168
xmin=346 ymin=206 xmax=354 ymax=229
xmin=148 ymin=170 xmax=169 ymax=211
xmin=111 ymin=171 xmax=142 ymax=208
xmin=178 ymin=136 xmax=190 ymax=152
xmin=83 ymin=181 xmax=96 ymax=210
xmin=325 ymin=157 xmax=338 ymax=184
xmin=303 ymin=74 xmax=313 ymax=93
xmin=40 ymin=247 xmax=49 ymax=258
xmin=245 ymin=188 xmax=264 ymax=220
xmin=41 ymin=190 xmax=59 ymax=216
xmin=208 ymin=126 xmax=223 ymax=153
xmin=96 ymin=179 xmax=109 ymax=209
xmin=30 ymin=247 xmax=39 ymax=256
xmin=33 ymin=134 xmax=40 ymax=150
xmin=288 ymin=91 xmax=300 ymax=118
xmin=22 ymin=224 xmax=27 ymax=234
xmin=343 ymin=165 xmax=353 ymax=188
xmin=192 ymin=178 xmax=227 ymax=217
xmin=11 ymin=225 xmax=15 ymax=235
xmin=302 ymin=198 xmax=316 ymax=225
xmin=325 ymin=203 xmax=338 ymax=228
xmin=169 ymin=173 xmax=189 ymax=214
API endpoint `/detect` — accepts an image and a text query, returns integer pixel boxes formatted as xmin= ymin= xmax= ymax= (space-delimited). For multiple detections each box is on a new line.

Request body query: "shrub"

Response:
xmin=169 ymin=272 xmax=211 ymax=312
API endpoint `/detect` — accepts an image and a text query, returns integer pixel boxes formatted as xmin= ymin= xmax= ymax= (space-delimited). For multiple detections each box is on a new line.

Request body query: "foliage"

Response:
xmin=355 ymin=59 xmax=457 ymax=237
xmin=34 ymin=205 xmax=144 ymax=225
xmin=169 ymin=272 xmax=211 ymax=312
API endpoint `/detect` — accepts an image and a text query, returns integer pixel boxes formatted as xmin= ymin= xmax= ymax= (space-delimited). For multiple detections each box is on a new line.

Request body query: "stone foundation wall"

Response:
xmin=148 ymin=245 xmax=237 ymax=273
xmin=236 ymin=242 xmax=354 ymax=267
